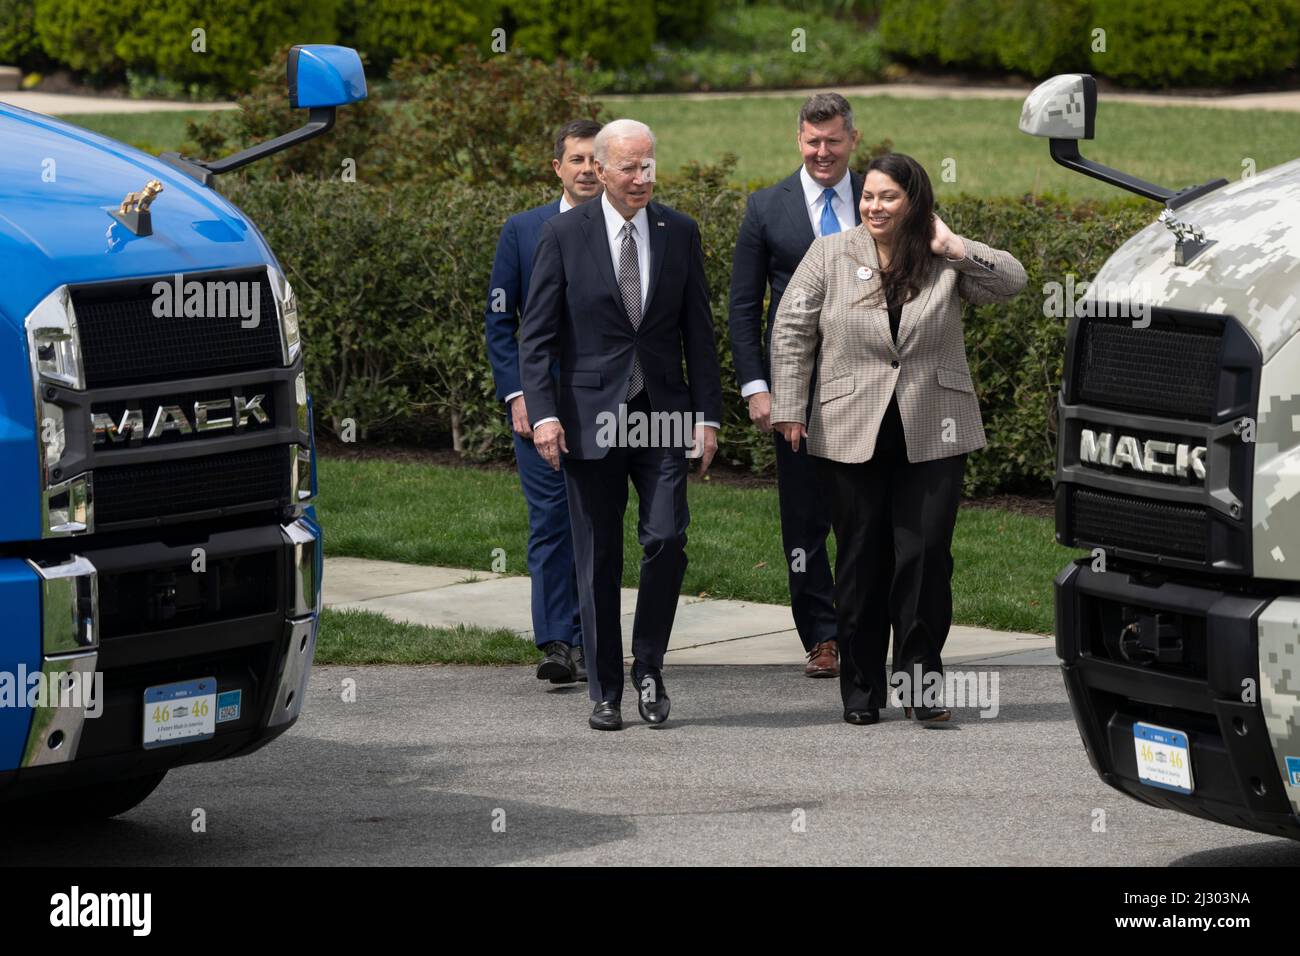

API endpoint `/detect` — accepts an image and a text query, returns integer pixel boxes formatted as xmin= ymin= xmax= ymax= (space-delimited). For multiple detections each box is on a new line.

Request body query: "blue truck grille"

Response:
xmin=94 ymin=445 xmax=290 ymax=529
xmin=72 ymin=270 xmax=283 ymax=389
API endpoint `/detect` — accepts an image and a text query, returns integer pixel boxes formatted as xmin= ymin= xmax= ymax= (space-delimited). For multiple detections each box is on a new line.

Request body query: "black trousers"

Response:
xmin=774 ymin=431 xmax=838 ymax=651
xmin=563 ymin=393 xmax=690 ymax=704
xmin=813 ymin=399 xmax=966 ymax=711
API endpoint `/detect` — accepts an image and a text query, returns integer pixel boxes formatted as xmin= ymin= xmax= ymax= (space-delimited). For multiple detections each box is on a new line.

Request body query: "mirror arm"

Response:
xmin=1048 ymin=138 xmax=1174 ymax=203
xmin=158 ymin=107 xmax=336 ymax=186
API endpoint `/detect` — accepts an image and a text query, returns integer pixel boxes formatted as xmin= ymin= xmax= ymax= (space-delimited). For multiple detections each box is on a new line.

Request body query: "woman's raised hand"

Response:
xmin=929 ymin=213 xmax=962 ymax=259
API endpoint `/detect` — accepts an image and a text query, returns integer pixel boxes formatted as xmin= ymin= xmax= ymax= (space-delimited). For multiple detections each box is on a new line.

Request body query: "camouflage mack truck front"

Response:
xmin=0 ymin=45 xmax=365 ymax=818
xmin=1022 ymin=74 xmax=1300 ymax=838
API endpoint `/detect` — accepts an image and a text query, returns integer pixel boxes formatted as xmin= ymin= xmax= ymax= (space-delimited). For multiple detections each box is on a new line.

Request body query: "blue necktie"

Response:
xmin=819 ymin=187 xmax=840 ymax=237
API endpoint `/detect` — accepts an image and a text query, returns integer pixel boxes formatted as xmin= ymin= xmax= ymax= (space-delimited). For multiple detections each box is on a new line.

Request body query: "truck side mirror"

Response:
xmin=159 ymin=45 xmax=369 ymax=187
xmin=1018 ymin=73 xmax=1096 ymax=141
xmin=288 ymin=44 xmax=367 ymax=110
xmin=1019 ymin=74 xmax=1227 ymax=263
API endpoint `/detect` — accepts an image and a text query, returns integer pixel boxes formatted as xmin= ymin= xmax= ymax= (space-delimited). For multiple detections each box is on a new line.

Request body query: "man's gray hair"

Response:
xmin=798 ymin=92 xmax=854 ymax=134
xmin=594 ymin=118 xmax=656 ymax=164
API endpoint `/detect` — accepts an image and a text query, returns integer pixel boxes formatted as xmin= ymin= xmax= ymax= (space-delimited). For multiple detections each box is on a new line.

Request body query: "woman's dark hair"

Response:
xmin=865 ymin=153 xmax=935 ymax=306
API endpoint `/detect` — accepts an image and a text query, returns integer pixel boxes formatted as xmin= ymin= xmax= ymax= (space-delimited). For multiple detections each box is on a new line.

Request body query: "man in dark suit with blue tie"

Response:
xmin=520 ymin=119 xmax=723 ymax=731
xmin=728 ymin=93 xmax=864 ymax=680
xmin=485 ymin=119 xmax=603 ymax=686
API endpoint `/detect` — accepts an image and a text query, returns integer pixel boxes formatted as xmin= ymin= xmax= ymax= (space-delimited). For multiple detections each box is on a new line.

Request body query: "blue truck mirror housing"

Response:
xmin=288 ymin=44 xmax=367 ymax=110
xmin=159 ymin=45 xmax=368 ymax=189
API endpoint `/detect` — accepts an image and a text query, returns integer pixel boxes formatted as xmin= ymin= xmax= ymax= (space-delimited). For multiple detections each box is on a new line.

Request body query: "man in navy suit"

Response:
xmin=520 ymin=119 xmax=723 ymax=731
xmin=728 ymin=93 xmax=864 ymax=679
xmin=485 ymin=118 xmax=603 ymax=686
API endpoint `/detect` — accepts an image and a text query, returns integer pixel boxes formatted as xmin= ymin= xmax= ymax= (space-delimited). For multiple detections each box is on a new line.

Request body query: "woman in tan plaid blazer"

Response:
xmin=771 ymin=153 xmax=1026 ymax=726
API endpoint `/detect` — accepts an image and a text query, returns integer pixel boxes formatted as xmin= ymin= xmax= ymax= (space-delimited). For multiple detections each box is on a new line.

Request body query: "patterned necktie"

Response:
xmin=820 ymin=186 xmax=840 ymax=237
xmin=619 ymin=220 xmax=644 ymax=400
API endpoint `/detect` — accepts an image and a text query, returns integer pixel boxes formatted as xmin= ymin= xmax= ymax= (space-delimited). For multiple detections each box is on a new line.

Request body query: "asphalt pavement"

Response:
xmin=3 ymin=665 xmax=1298 ymax=866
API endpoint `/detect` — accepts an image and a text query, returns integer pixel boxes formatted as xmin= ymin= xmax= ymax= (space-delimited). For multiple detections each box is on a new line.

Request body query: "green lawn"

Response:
xmin=316 ymin=608 xmax=539 ymax=665
xmin=61 ymin=96 xmax=1300 ymax=199
xmin=315 ymin=457 xmax=1074 ymax=635
xmin=618 ymin=95 xmax=1300 ymax=199
xmin=53 ymin=109 xmax=219 ymax=157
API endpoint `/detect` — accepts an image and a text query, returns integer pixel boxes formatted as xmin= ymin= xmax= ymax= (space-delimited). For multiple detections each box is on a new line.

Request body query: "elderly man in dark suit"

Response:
xmin=728 ymin=93 xmax=864 ymax=679
xmin=519 ymin=118 xmax=723 ymax=731
xmin=485 ymin=119 xmax=603 ymax=687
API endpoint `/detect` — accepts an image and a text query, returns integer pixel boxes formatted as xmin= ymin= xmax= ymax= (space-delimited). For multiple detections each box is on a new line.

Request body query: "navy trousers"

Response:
xmin=563 ymin=393 xmax=690 ymax=704
xmin=513 ymin=428 xmax=582 ymax=649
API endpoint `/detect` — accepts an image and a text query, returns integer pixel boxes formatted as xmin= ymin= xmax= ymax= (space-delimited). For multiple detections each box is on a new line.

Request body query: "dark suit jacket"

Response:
xmin=518 ymin=199 xmax=723 ymax=460
xmin=484 ymin=198 xmax=562 ymax=402
xmin=728 ymin=169 xmax=863 ymax=387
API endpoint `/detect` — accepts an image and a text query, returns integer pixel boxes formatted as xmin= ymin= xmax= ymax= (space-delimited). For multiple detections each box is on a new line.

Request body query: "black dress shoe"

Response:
xmin=905 ymin=706 xmax=952 ymax=723
xmin=537 ymin=641 xmax=576 ymax=683
xmin=570 ymin=644 xmax=588 ymax=683
xmin=632 ymin=669 xmax=670 ymax=725
xmin=843 ymin=709 xmax=879 ymax=725
xmin=589 ymin=701 xmax=622 ymax=731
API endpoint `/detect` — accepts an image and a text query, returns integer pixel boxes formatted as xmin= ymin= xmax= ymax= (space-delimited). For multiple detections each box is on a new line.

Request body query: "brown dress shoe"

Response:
xmin=804 ymin=640 xmax=839 ymax=678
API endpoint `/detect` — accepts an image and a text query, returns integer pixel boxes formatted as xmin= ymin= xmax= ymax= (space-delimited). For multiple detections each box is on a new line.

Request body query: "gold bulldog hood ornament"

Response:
xmin=110 ymin=178 xmax=164 ymax=236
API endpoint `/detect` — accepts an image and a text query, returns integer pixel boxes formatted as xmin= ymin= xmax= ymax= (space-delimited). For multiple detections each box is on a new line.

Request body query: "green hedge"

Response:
xmin=219 ymin=170 xmax=1151 ymax=495
xmin=33 ymin=0 xmax=340 ymax=90
xmin=589 ymin=4 xmax=885 ymax=93
xmin=0 ymin=0 xmax=41 ymax=69
xmin=21 ymin=0 xmax=710 ymax=91
xmin=1089 ymin=0 xmax=1300 ymax=88
xmin=881 ymin=0 xmax=1300 ymax=86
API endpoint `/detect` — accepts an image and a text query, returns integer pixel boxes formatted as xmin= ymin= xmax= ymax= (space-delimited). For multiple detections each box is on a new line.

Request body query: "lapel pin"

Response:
xmin=856 ymin=266 xmax=873 ymax=280
xmin=657 ymin=221 xmax=665 ymax=227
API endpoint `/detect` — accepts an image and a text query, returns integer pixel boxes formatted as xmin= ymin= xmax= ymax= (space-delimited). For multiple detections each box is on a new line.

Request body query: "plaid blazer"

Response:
xmin=769 ymin=227 xmax=1027 ymax=463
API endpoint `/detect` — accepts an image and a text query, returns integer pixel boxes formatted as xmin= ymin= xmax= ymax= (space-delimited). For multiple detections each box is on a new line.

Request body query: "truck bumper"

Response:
xmin=0 ymin=514 xmax=322 ymax=801
xmin=1055 ymin=559 xmax=1300 ymax=838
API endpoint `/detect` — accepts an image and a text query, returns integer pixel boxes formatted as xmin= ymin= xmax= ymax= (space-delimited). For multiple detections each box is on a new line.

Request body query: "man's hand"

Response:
xmin=747 ymin=391 xmax=772 ymax=431
xmin=509 ymin=396 xmax=533 ymax=438
xmin=534 ymin=421 xmax=568 ymax=470
xmin=774 ymin=421 xmax=808 ymax=452
xmin=688 ymin=424 xmax=719 ymax=477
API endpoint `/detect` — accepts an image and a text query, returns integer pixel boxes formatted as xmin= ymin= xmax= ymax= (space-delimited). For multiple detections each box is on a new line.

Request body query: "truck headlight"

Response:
xmin=290 ymin=443 xmax=313 ymax=503
xmin=25 ymin=286 xmax=85 ymax=391
xmin=267 ymin=264 xmax=300 ymax=365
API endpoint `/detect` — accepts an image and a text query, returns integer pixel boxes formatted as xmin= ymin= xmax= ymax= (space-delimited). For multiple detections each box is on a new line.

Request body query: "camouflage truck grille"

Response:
xmin=94 ymin=445 xmax=290 ymax=530
xmin=1057 ymin=309 xmax=1260 ymax=574
xmin=72 ymin=269 xmax=283 ymax=389
xmin=1067 ymin=487 xmax=1208 ymax=563
xmin=1073 ymin=317 xmax=1221 ymax=421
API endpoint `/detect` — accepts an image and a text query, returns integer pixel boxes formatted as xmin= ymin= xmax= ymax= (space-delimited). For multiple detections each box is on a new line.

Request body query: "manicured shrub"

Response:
xmin=220 ymin=168 xmax=1153 ymax=493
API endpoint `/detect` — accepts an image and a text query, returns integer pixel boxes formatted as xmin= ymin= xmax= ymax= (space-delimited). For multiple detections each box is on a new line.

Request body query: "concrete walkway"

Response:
xmin=1 ymin=91 xmax=236 ymax=115
xmin=604 ymin=81 xmax=1300 ymax=112
xmin=323 ymin=556 xmax=1057 ymax=666
xmin=7 ymin=82 xmax=1300 ymax=118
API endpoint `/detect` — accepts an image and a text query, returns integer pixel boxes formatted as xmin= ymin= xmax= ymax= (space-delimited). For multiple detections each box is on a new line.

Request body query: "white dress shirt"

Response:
xmin=533 ymin=192 xmax=718 ymax=432
xmin=740 ymin=168 xmax=854 ymax=400
xmin=600 ymin=191 xmax=650 ymax=308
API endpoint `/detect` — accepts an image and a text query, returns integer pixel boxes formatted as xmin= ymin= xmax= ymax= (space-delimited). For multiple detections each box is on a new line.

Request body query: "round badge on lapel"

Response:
xmin=856 ymin=266 xmax=873 ymax=281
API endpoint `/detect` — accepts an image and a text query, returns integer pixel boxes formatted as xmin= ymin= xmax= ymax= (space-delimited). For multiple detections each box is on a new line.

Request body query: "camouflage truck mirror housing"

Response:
xmin=1019 ymin=74 xmax=1096 ymax=140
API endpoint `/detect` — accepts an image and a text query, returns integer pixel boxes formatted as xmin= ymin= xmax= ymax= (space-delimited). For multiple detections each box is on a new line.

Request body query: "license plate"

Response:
xmin=1133 ymin=721 xmax=1194 ymax=794
xmin=143 ymin=678 xmax=217 ymax=749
